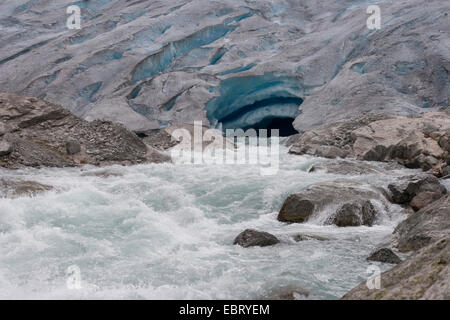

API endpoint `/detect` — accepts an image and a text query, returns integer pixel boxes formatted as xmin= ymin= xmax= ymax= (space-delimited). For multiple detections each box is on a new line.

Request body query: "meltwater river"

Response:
xmin=0 ymin=143 xmax=420 ymax=299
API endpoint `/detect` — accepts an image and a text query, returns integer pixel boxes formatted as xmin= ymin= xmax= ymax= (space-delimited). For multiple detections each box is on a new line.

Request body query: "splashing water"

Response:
xmin=0 ymin=144 xmax=415 ymax=299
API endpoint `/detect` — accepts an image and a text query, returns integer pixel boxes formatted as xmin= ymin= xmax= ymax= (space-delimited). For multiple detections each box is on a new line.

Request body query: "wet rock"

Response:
xmin=278 ymin=195 xmax=315 ymax=223
xmin=342 ymin=237 xmax=449 ymax=300
xmin=263 ymin=285 xmax=310 ymax=300
xmin=410 ymin=191 xmax=443 ymax=212
xmin=400 ymin=207 xmax=415 ymax=216
xmin=0 ymin=140 xmax=13 ymax=156
xmin=388 ymin=174 xmax=446 ymax=204
xmin=65 ymin=139 xmax=81 ymax=155
xmin=233 ymin=229 xmax=280 ymax=248
xmin=0 ymin=178 xmax=53 ymax=198
xmin=394 ymin=194 xmax=450 ymax=253
xmin=278 ymin=181 xmax=387 ymax=224
xmin=80 ymin=170 xmax=123 ymax=178
xmin=308 ymin=159 xmax=386 ymax=175
xmin=366 ymin=248 xmax=402 ymax=264
xmin=293 ymin=234 xmax=330 ymax=242
xmin=328 ymin=201 xmax=377 ymax=227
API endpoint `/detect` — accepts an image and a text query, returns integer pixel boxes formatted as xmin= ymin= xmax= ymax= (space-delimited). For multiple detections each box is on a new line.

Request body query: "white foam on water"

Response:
xmin=0 ymin=145 xmax=418 ymax=299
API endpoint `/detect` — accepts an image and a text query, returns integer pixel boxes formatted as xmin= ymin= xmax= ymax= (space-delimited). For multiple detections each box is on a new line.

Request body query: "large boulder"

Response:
xmin=278 ymin=181 xmax=388 ymax=225
xmin=393 ymin=194 xmax=450 ymax=253
xmin=342 ymin=237 xmax=449 ymax=300
xmin=289 ymin=114 xmax=389 ymax=158
xmin=327 ymin=201 xmax=377 ymax=227
xmin=233 ymin=229 xmax=280 ymax=248
xmin=388 ymin=174 xmax=446 ymax=205
xmin=366 ymin=248 xmax=402 ymax=264
xmin=410 ymin=191 xmax=444 ymax=212
xmin=0 ymin=93 xmax=170 ymax=168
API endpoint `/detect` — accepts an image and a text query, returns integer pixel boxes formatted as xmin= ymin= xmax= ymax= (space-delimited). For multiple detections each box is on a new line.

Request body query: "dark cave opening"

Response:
xmin=243 ymin=116 xmax=299 ymax=137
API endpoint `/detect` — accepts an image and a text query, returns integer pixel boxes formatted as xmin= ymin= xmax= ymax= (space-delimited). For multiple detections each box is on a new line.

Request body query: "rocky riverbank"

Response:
xmin=287 ymin=111 xmax=450 ymax=176
xmin=234 ymin=112 xmax=450 ymax=299
xmin=0 ymin=93 xmax=170 ymax=169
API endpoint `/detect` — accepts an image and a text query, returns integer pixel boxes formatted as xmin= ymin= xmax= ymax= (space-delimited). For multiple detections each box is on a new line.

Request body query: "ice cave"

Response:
xmin=206 ymin=74 xmax=304 ymax=136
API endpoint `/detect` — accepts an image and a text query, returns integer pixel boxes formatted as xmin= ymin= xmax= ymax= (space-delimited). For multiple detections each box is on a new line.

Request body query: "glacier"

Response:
xmin=0 ymin=0 xmax=448 ymax=133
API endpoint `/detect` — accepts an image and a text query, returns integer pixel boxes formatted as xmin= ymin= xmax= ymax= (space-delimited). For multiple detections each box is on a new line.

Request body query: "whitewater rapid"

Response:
xmin=0 ymin=144 xmax=417 ymax=299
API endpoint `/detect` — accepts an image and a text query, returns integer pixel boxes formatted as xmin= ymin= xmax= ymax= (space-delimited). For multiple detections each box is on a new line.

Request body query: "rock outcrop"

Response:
xmin=289 ymin=112 xmax=450 ymax=173
xmin=342 ymin=237 xmax=449 ymax=300
xmin=233 ymin=229 xmax=280 ymax=248
xmin=393 ymin=194 xmax=450 ymax=253
xmin=0 ymin=93 xmax=170 ymax=168
xmin=387 ymin=174 xmax=446 ymax=205
xmin=277 ymin=181 xmax=387 ymax=225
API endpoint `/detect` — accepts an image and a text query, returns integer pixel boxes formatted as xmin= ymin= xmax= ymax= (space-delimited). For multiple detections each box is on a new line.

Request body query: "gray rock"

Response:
xmin=342 ymin=237 xmax=449 ymax=300
xmin=233 ymin=229 xmax=279 ymax=248
xmin=394 ymin=194 xmax=450 ymax=253
xmin=308 ymin=159 xmax=386 ymax=175
xmin=0 ymin=178 xmax=53 ymax=198
xmin=0 ymin=122 xmax=6 ymax=136
xmin=410 ymin=191 xmax=444 ymax=212
xmin=0 ymin=139 xmax=13 ymax=156
xmin=263 ymin=285 xmax=309 ymax=300
xmin=328 ymin=201 xmax=377 ymax=227
xmin=140 ymin=129 xmax=180 ymax=150
xmin=442 ymin=165 xmax=450 ymax=178
xmin=278 ymin=195 xmax=315 ymax=223
xmin=366 ymin=248 xmax=402 ymax=264
xmin=293 ymin=234 xmax=330 ymax=242
xmin=278 ymin=181 xmax=388 ymax=224
xmin=439 ymin=132 xmax=450 ymax=152
xmin=388 ymin=174 xmax=446 ymax=205
xmin=146 ymin=145 xmax=172 ymax=163
xmin=65 ymin=139 xmax=81 ymax=155
xmin=289 ymin=144 xmax=347 ymax=159
xmin=80 ymin=170 xmax=123 ymax=178
xmin=0 ymin=93 xmax=171 ymax=168
xmin=290 ymin=112 xmax=450 ymax=172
